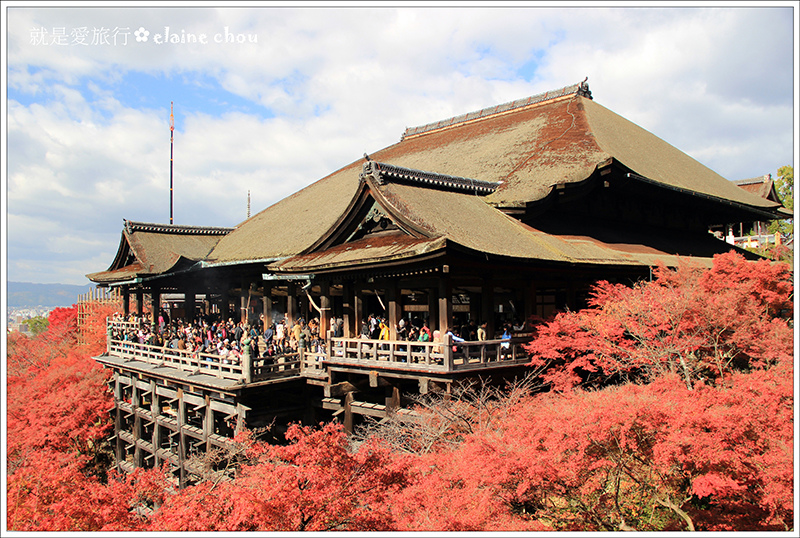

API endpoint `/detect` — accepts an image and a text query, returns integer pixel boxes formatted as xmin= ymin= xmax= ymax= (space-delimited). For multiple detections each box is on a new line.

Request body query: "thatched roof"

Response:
xmin=207 ymin=82 xmax=782 ymax=267
xmin=734 ymin=174 xmax=783 ymax=202
xmin=267 ymin=163 xmax=733 ymax=274
xmin=87 ymin=221 xmax=233 ymax=284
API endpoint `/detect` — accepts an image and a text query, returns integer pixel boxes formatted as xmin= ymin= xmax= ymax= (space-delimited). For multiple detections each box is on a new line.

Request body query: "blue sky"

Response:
xmin=2 ymin=2 xmax=797 ymax=286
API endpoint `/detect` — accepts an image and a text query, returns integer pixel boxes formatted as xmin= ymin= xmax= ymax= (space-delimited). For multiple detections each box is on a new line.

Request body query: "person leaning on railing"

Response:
xmin=241 ymin=333 xmax=252 ymax=367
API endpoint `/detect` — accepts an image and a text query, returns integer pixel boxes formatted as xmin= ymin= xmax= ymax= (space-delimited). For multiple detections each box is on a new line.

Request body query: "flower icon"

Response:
xmin=134 ymin=27 xmax=149 ymax=42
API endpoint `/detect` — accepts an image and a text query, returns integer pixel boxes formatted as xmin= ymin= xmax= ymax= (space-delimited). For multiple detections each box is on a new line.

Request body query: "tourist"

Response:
xmin=418 ymin=324 xmax=431 ymax=342
xmin=477 ymin=322 xmax=487 ymax=341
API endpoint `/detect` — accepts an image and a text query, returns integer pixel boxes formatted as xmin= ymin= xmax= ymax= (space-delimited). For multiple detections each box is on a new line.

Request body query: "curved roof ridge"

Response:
xmin=733 ymin=174 xmax=771 ymax=186
xmin=402 ymin=79 xmax=592 ymax=140
xmin=361 ymin=160 xmax=500 ymax=194
xmin=124 ymin=220 xmax=234 ymax=236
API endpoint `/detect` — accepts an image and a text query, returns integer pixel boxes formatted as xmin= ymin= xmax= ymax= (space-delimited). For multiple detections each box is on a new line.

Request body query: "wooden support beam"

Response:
xmin=177 ymin=388 xmax=186 ymax=489
xmin=234 ymin=402 xmax=247 ymax=436
xmin=262 ymin=285 xmax=273 ymax=325
xmin=150 ymin=287 xmax=161 ymax=330
xmin=419 ymin=377 xmax=430 ymax=395
xmin=113 ymin=373 xmax=123 ymax=473
xmin=240 ymin=278 xmax=249 ymax=325
xmin=324 ymin=380 xmax=358 ymax=398
xmin=136 ymin=290 xmax=144 ymax=317
xmin=524 ymin=280 xmax=536 ymax=329
xmin=342 ymin=282 xmax=355 ymax=338
xmin=367 ymin=371 xmax=393 ymax=389
xmin=387 ymin=283 xmax=401 ymax=340
xmin=286 ymin=283 xmax=297 ymax=329
xmin=482 ymin=278 xmax=495 ymax=339
xmin=343 ymin=392 xmax=354 ymax=434
xmin=385 ymin=385 xmax=400 ymax=411
xmin=132 ymin=380 xmax=143 ymax=467
xmin=122 ymin=286 xmax=130 ymax=317
xmin=428 ymin=286 xmax=439 ymax=332
xmin=353 ymin=288 xmax=364 ymax=338
xmin=438 ymin=273 xmax=452 ymax=335
xmin=203 ymin=394 xmax=213 ymax=452
xmin=185 ymin=290 xmax=196 ymax=324
xmin=220 ymin=289 xmax=230 ymax=321
xmin=319 ymin=282 xmax=332 ymax=338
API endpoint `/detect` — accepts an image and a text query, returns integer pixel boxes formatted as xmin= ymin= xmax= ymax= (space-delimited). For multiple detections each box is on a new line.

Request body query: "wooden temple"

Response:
xmin=87 ymin=81 xmax=789 ymax=486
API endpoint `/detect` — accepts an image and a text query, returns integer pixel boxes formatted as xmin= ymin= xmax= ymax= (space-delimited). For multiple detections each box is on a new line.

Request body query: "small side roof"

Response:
xmin=87 ymin=220 xmax=233 ymax=284
xmin=735 ymin=174 xmax=781 ymax=202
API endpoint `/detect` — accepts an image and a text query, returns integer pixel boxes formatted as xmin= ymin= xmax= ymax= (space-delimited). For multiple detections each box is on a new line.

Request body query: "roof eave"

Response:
xmin=626 ymin=172 xmax=784 ymax=221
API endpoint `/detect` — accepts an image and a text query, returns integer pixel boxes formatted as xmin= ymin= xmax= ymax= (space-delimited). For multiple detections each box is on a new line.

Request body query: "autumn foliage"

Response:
xmin=525 ymin=252 xmax=793 ymax=392
xmin=5 ymin=253 xmax=795 ymax=532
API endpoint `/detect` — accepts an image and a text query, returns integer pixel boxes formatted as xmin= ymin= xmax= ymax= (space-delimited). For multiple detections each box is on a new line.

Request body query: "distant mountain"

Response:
xmin=6 ymin=281 xmax=95 ymax=307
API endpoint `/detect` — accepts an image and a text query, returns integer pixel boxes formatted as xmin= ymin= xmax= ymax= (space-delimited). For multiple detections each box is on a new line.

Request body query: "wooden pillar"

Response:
xmin=286 ymin=283 xmax=297 ymax=328
xmin=132 ymin=381 xmax=143 ymax=467
xmin=203 ymin=394 xmax=213 ymax=451
xmin=469 ymin=290 xmax=480 ymax=325
xmin=242 ymin=348 xmax=253 ymax=383
xmin=150 ymin=380 xmax=160 ymax=468
xmin=262 ymin=285 xmax=273 ymax=326
xmin=122 ymin=287 xmax=130 ymax=317
xmin=234 ymin=402 xmax=247 ymax=436
xmin=524 ymin=281 xmax=536 ymax=329
xmin=438 ymin=268 xmax=452 ymax=335
xmin=482 ymin=278 xmax=495 ymax=339
xmin=385 ymin=385 xmax=400 ymax=411
xmin=319 ymin=282 xmax=332 ymax=337
xmin=136 ymin=289 xmax=144 ymax=317
xmin=301 ymin=285 xmax=310 ymax=322
xmin=343 ymin=392 xmax=354 ymax=434
xmin=185 ymin=290 xmax=196 ymax=324
xmin=177 ymin=388 xmax=186 ymax=489
xmin=150 ymin=288 xmax=161 ymax=330
xmin=240 ymin=279 xmax=249 ymax=326
xmin=220 ymin=290 xmax=230 ymax=321
xmin=443 ymin=333 xmax=454 ymax=370
xmin=353 ymin=286 xmax=364 ymax=338
xmin=387 ymin=283 xmax=401 ymax=340
xmin=428 ymin=287 xmax=438 ymax=331
xmin=342 ymin=282 xmax=355 ymax=337
xmin=114 ymin=373 xmax=123 ymax=473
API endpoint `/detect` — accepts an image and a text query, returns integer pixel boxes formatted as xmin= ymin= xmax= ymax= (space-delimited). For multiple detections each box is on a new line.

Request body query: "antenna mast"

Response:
xmin=170 ymin=102 xmax=174 ymax=224
xmin=247 ymin=190 xmax=251 ymax=218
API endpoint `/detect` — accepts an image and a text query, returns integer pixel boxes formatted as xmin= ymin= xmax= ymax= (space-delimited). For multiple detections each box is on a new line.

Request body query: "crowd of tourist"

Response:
xmin=108 ymin=308 xmax=527 ymax=366
xmin=109 ymin=310 xmax=334 ymax=366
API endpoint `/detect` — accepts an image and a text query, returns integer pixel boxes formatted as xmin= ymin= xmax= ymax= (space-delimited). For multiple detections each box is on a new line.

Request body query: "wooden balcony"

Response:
xmin=104 ymin=320 xmax=533 ymax=386
xmin=106 ymin=339 xmax=301 ymax=385
xmin=302 ymin=334 xmax=532 ymax=375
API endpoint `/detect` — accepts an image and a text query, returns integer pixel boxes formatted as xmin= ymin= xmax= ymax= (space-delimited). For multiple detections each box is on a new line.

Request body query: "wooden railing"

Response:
xmin=106 ymin=320 xmax=531 ymax=382
xmin=108 ymin=318 xmax=141 ymax=336
xmin=449 ymin=337 xmax=532 ymax=370
xmin=108 ymin=339 xmax=246 ymax=381
xmin=107 ymin=338 xmax=301 ymax=384
xmin=309 ymin=334 xmax=532 ymax=373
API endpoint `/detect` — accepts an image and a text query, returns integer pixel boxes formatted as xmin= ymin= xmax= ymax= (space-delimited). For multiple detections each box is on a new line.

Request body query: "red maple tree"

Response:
xmin=525 ymin=252 xmax=793 ymax=391
xmin=147 ymin=423 xmax=406 ymax=531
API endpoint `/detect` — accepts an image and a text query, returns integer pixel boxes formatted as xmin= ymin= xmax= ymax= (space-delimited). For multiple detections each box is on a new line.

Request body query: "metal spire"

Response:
xmin=170 ymin=102 xmax=174 ymax=224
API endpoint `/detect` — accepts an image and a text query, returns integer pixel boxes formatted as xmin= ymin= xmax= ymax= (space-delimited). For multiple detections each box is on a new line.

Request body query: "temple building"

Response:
xmin=715 ymin=174 xmax=791 ymax=250
xmin=87 ymin=81 xmax=789 ymax=485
